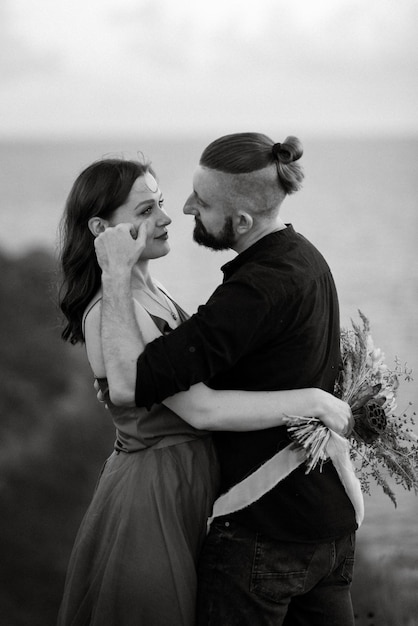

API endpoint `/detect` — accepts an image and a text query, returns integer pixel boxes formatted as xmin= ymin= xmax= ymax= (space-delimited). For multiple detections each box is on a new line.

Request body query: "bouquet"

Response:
xmin=285 ymin=311 xmax=418 ymax=506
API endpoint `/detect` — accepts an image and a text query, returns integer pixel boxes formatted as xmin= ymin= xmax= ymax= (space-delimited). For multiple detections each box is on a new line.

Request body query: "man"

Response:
xmin=96 ymin=133 xmax=357 ymax=625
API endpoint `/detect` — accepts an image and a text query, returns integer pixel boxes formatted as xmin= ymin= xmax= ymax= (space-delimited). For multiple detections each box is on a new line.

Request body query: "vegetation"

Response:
xmin=0 ymin=248 xmax=114 ymax=625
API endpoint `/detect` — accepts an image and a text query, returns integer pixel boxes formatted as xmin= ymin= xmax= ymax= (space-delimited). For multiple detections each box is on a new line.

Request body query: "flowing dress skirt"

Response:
xmin=57 ymin=436 xmax=219 ymax=626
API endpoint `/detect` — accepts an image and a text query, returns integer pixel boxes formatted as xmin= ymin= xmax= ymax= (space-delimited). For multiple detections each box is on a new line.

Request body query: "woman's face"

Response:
xmin=108 ymin=172 xmax=172 ymax=260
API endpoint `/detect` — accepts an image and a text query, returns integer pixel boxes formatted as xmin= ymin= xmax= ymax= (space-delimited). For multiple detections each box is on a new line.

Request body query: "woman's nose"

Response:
xmin=157 ymin=208 xmax=172 ymax=225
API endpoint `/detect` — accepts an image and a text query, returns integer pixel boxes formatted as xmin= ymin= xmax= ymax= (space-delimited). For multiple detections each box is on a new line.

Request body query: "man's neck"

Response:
xmin=233 ymin=218 xmax=287 ymax=254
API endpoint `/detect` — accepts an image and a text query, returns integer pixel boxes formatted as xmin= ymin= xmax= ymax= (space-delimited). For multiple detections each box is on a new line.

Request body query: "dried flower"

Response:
xmin=285 ymin=311 xmax=418 ymax=506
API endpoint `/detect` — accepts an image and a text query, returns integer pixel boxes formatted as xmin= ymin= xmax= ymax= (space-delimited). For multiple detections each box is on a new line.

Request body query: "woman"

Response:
xmin=57 ymin=157 xmax=351 ymax=626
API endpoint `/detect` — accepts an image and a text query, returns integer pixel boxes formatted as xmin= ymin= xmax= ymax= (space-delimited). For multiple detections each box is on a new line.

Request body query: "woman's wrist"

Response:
xmin=310 ymin=387 xmax=329 ymax=420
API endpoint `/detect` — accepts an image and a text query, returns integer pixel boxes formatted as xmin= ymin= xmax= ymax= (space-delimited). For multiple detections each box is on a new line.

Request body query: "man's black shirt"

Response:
xmin=135 ymin=225 xmax=357 ymax=541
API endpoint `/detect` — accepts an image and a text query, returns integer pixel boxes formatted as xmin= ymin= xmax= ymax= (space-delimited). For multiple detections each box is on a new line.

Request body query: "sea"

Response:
xmin=1 ymin=134 xmax=417 ymax=570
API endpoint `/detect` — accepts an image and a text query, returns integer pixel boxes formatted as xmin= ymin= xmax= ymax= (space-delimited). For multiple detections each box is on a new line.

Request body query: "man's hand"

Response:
xmin=94 ymin=222 xmax=152 ymax=276
xmin=94 ymin=379 xmax=108 ymax=408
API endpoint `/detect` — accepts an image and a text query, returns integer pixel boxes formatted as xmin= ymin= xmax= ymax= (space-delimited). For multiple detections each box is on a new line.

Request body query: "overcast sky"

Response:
xmin=1 ymin=0 xmax=417 ymax=138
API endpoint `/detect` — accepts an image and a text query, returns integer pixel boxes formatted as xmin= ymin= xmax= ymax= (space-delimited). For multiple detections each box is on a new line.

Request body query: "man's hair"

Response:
xmin=200 ymin=132 xmax=304 ymax=195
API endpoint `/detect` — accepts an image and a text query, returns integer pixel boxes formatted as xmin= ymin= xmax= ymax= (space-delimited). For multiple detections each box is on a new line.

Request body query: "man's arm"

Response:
xmin=134 ymin=277 xmax=272 ymax=408
xmin=94 ymin=222 xmax=149 ymax=405
xmin=100 ymin=272 xmax=140 ymax=405
xmin=92 ymin=223 xmax=353 ymax=437
xmin=94 ymin=220 xmax=268 ymax=409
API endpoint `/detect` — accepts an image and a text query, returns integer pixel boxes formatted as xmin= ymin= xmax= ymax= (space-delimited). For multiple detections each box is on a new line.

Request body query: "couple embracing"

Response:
xmin=58 ymin=132 xmax=359 ymax=626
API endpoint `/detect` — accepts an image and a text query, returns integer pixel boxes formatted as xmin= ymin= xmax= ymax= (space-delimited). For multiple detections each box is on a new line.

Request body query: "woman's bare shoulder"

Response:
xmin=83 ymin=290 xmax=105 ymax=377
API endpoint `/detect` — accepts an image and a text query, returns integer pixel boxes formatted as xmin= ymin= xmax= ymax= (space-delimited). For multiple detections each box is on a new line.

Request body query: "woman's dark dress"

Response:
xmin=57 ymin=303 xmax=220 ymax=626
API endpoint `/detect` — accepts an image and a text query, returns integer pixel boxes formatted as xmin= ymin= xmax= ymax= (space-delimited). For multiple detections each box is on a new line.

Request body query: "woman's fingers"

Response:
xmin=319 ymin=395 xmax=353 ymax=438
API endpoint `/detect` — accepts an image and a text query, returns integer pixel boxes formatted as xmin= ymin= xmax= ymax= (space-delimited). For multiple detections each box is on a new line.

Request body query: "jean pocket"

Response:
xmin=339 ymin=532 xmax=356 ymax=584
xmin=341 ymin=556 xmax=355 ymax=584
xmin=250 ymin=535 xmax=313 ymax=603
xmin=251 ymin=571 xmax=307 ymax=604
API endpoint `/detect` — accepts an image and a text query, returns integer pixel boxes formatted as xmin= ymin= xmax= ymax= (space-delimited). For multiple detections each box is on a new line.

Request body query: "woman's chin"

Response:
xmin=148 ymin=242 xmax=171 ymax=260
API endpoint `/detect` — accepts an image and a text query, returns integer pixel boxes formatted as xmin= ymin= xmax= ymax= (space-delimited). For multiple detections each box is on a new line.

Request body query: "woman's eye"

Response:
xmin=159 ymin=198 xmax=165 ymax=207
xmin=142 ymin=206 xmax=153 ymax=215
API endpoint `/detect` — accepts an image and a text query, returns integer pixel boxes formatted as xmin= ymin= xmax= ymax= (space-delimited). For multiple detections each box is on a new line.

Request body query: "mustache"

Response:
xmin=193 ymin=217 xmax=205 ymax=230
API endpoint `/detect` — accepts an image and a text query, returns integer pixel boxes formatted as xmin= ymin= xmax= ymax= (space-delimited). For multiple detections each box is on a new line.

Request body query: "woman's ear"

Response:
xmin=88 ymin=217 xmax=108 ymax=237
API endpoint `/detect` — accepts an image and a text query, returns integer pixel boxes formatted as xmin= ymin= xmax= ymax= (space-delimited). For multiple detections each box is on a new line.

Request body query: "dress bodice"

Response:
xmin=94 ymin=290 xmax=207 ymax=453
xmin=96 ymin=377 xmax=206 ymax=452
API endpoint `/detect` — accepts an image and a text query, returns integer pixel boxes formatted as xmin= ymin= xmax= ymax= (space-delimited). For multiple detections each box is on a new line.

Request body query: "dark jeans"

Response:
xmin=196 ymin=519 xmax=356 ymax=626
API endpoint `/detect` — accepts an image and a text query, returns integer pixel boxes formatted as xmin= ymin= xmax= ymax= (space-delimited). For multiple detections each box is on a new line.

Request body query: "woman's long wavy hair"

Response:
xmin=59 ymin=158 xmax=155 ymax=344
xmin=200 ymin=132 xmax=304 ymax=195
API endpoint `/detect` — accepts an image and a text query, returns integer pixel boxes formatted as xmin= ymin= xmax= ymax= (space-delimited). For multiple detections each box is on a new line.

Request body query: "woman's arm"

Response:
xmin=162 ymin=384 xmax=352 ymax=436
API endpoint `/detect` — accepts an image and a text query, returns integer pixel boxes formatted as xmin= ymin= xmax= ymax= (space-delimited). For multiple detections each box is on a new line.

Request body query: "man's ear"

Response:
xmin=88 ymin=217 xmax=108 ymax=237
xmin=235 ymin=211 xmax=253 ymax=235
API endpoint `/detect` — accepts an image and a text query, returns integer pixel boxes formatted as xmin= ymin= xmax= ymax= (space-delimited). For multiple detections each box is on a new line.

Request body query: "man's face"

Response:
xmin=183 ymin=166 xmax=237 ymax=251
xmin=192 ymin=214 xmax=235 ymax=250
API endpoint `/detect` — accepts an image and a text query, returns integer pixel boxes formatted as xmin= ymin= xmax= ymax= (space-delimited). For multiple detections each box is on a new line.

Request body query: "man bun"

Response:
xmin=272 ymin=136 xmax=303 ymax=165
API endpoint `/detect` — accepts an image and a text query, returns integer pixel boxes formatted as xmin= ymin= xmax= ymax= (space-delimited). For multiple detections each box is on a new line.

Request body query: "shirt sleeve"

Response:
xmin=135 ymin=278 xmax=272 ymax=408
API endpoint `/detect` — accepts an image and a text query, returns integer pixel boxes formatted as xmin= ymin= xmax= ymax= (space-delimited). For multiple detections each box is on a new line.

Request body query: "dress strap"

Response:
xmin=154 ymin=281 xmax=189 ymax=322
xmin=82 ymin=293 xmax=102 ymax=339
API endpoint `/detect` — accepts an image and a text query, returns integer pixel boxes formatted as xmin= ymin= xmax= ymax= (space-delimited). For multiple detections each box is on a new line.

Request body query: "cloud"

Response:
xmin=0 ymin=0 xmax=416 ymax=137
xmin=108 ymin=0 xmax=418 ymax=74
xmin=0 ymin=1 xmax=64 ymax=81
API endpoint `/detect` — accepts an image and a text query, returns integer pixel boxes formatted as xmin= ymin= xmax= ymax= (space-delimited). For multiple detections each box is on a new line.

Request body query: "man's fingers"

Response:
xmin=135 ymin=221 xmax=153 ymax=246
xmin=94 ymin=379 xmax=104 ymax=403
xmin=102 ymin=221 xmax=150 ymax=250
xmin=105 ymin=222 xmax=135 ymax=239
xmin=96 ymin=387 xmax=109 ymax=409
xmin=93 ymin=221 xmax=150 ymax=271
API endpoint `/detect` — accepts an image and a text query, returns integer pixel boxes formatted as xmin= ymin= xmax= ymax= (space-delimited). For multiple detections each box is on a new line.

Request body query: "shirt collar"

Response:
xmin=221 ymin=224 xmax=296 ymax=279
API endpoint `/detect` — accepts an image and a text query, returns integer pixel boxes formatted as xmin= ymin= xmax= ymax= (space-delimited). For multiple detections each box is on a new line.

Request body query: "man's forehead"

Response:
xmin=193 ymin=165 xmax=232 ymax=193
xmin=193 ymin=165 xmax=214 ymax=184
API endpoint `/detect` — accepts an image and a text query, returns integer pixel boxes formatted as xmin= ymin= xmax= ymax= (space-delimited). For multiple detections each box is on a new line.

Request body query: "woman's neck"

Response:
xmin=131 ymin=261 xmax=155 ymax=292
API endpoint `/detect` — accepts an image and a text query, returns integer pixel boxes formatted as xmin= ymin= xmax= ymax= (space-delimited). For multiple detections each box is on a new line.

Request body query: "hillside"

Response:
xmin=0 ymin=248 xmax=114 ymax=625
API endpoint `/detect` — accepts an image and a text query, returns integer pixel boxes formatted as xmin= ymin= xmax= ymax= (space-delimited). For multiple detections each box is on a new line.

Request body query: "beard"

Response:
xmin=193 ymin=216 xmax=236 ymax=251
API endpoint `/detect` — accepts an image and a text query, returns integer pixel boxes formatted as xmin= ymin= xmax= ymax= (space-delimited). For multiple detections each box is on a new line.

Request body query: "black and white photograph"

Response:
xmin=1 ymin=1 xmax=417 ymax=625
